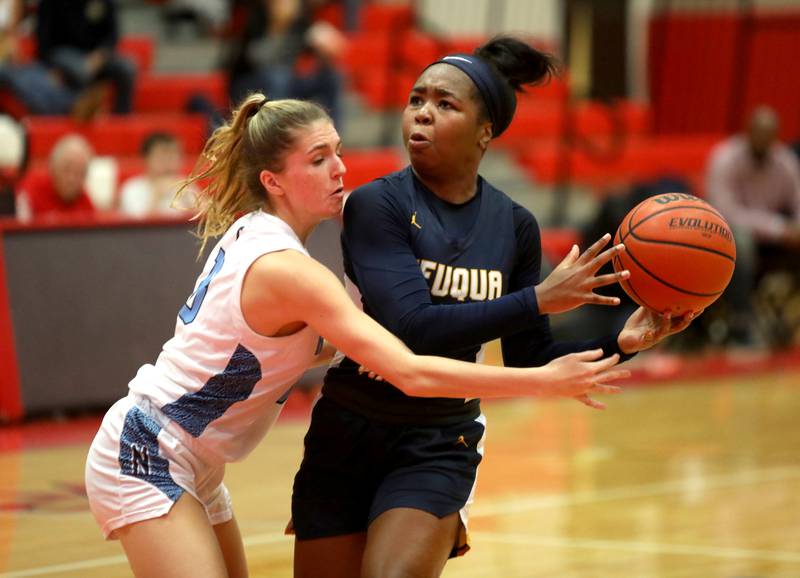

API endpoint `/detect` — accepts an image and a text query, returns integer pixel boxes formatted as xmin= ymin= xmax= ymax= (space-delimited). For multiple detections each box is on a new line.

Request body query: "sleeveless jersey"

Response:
xmin=128 ymin=210 xmax=319 ymax=464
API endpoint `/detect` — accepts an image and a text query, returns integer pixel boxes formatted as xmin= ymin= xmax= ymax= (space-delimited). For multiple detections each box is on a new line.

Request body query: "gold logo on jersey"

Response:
xmin=455 ymin=435 xmax=469 ymax=448
xmin=411 ymin=212 xmax=423 ymax=229
xmin=418 ymin=259 xmax=502 ymax=302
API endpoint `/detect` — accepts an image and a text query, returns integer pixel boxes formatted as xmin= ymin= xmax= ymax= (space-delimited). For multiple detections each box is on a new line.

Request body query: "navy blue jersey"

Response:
xmin=322 ymin=166 xmax=624 ymax=425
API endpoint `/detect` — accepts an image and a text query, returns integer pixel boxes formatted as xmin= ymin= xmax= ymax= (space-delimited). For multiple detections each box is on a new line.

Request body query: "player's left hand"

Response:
xmin=617 ymin=307 xmax=698 ymax=354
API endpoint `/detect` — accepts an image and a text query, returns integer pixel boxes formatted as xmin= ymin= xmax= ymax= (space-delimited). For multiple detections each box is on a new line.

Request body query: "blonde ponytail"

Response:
xmin=177 ymin=94 xmax=330 ymax=254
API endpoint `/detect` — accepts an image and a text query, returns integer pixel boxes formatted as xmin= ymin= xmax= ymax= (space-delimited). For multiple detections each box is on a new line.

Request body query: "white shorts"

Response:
xmin=85 ymin=393 xmax=233 ymax=539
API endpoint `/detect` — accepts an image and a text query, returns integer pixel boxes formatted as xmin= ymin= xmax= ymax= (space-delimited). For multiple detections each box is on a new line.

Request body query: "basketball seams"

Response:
xmin=621 ymin=243 xmax=723 ymax=297
xmin=626 ymin=233 xmax=736 ymax=262
xmin=613 ymin=254 xmax=659 ymax=311
xmin=620 ymin=201 xmax=647 ymax=243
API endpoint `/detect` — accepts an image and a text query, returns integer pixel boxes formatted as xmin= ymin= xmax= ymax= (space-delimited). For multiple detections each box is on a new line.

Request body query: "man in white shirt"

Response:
xmin=119 ymin=132 xmax=195 ymax=218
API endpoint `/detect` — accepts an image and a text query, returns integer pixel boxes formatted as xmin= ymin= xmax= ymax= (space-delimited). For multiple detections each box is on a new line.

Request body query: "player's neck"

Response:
xmin=266 ymin=206 xmax=317 ymax=245
xmin=413 ymin=168 xmax=479 ymax=205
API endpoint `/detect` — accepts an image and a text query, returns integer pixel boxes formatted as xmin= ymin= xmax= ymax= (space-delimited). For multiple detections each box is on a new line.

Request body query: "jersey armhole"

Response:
xmin=231 ymin=240 xmax=313 ymax=344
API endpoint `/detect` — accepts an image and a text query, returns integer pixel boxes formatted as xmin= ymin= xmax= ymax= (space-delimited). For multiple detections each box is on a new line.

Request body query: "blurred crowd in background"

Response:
xmin=0 ymin=0 xmax=799 ymax=353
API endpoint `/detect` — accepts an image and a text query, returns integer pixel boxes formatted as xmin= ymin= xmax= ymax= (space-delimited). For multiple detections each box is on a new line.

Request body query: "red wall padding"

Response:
xmin=649 ymin=12 xmax=739 ymax=135
xmin=648 ymin=10 xmax=800 ymax=140
xmin=742 ymin=16 xmax=800 ymax=140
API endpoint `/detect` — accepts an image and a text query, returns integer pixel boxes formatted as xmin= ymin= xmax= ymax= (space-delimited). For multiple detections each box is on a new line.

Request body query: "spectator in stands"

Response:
xmin=16 ymin=134 xmax=95 ymax=220
xmin=0 ymin=0 xmax=76 ymax=115
xmin=119 ymin=132 xmax=196 ymax=218
xmin=225 ymin=0 xmax=346 ymax=127
xmin=35 ymin=0 xmax=136 ymax=116
xmin=0 ymin=114 xmax=25 ymax=215
xmin=0 ymin=0 xmax=16 ymax=60
xmin=162 ymin=0 xmax=230 ymax=37
xmin=707 ymin=105 xmax=800 ymax=346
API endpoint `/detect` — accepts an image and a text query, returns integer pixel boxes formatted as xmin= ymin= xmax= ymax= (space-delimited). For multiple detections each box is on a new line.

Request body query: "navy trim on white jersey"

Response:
xmin=118 ymin=406 xmax=184 ymax=502
xmin=161 ymin=344 xmax=262 ymax=438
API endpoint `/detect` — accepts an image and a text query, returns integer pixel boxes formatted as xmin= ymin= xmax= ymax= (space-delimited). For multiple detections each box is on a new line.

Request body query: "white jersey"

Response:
xmin=128 ymin=210 xmax=319 ymax=465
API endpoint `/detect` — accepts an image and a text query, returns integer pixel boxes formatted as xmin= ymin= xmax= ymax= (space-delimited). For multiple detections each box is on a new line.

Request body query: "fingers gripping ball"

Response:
xmin=612 ymin=193 xmax=736 ymax=315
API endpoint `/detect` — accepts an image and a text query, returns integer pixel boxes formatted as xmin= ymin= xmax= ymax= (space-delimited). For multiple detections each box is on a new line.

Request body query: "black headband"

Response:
xmin=427 ymin=54 xmax=517 ymax=138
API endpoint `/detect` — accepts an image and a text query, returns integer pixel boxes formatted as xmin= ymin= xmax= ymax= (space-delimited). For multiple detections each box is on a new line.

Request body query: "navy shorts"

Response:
xmin=291 ymin=396 xmax=486 ymax=546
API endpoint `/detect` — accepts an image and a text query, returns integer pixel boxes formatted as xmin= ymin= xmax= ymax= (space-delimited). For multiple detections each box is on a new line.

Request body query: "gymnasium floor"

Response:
xmin=1 ymin=350 xmax=800 ymax=578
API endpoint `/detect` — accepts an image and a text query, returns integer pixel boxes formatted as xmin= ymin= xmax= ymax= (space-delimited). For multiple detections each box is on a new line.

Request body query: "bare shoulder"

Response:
xmin=249 ymin=248 xmax=314 ymax=273
xmin=241 ymin=249 xmax=343 ymax=335
xmin=245 ymin=249 xmax=340 ymax=304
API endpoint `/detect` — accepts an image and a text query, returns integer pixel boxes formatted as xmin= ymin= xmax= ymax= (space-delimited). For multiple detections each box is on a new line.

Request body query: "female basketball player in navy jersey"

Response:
xmin=84 ymin=94 xmax=629 ymax=578
xmin=290 ymin=37 xmax=696 ymax=578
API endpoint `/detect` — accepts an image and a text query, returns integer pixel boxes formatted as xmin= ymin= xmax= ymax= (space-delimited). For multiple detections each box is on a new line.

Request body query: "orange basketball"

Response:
xmin=612 ymin=192 xmax=736 ymax=315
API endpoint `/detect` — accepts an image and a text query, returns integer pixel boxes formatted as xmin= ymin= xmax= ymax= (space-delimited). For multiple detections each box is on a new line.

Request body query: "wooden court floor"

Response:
xmin=1 ymin=368 xmax=800 ymax=578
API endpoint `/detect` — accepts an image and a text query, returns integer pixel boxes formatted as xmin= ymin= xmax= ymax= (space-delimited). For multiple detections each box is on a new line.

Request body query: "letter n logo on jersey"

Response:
xmin=131 ymin=444 xmax=151 ymax=476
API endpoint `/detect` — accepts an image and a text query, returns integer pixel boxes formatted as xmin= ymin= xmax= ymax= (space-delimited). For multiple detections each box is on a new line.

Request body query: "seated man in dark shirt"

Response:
xmin=36 ymin=0 xmax=136 ymax=115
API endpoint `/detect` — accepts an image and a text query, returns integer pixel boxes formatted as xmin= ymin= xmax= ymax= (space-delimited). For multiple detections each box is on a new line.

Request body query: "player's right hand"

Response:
xmin=534 ymin=233 xmax=629 ymax=315
xmin=544 ymin=349 xmax=628 ymax=410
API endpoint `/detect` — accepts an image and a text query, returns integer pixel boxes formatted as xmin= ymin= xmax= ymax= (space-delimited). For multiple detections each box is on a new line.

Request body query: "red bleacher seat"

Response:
xmin=313 ymin=3 xmax=345 ymax=29
xmin=314 ymin=3 xmax=414 ymax=31
xmin=0 ymin=90 xmax=28 ymax=119
xmin=343 ymin=148 xmax=404 ymax=190
xmin=399 ymin=30 xmax=443 ymax=71
xmin=341 ymin=32 xmax=393 ymax=71
xmin=353 ymin=70 xmax=418 ymax=109
xmin=342 ymin=26 xmax=565 ymax=112
xmin=497 ymin=101 xmax=563 ymax=144
xmin=516 ymin=73 xmax=571 ymax=103
xmin=315 ymin=3 xmax=414 ymax=32
xmin=498 ymin=100 xmax=651 ymax=146
xmin=134 ymin=73 xmax=228 ymax=113
xmin=15 ymin=35 xmax=155 ymax=73
xmin=361 ymin=3 xmax=414 ymax=31
xmin=516 ymin=133 xmax=723 ymax=189
xmin=3 ymin=70 xmax=225 ymax=118
xmin=117 ymin=36 xmax=155 ymax=74
xmin=25 ymin=115 xmax=207 ymax=160
xmin=341 ymin=31 xmax=417 ymax=108
xmin=540 ymin=227 xmax=580 ymax=264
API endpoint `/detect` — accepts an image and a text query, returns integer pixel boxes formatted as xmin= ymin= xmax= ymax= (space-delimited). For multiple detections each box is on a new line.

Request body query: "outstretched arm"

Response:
xmin=342 ymin=186 xmax=539 ymax=354
xmin=241 ymin=249 xmax=627 ymax=405
xmin=344 ymin=185 xmax=625 ymax=355
xmin=503 ymin=205 xmax=633 ymax=368
xmin=503 ymin=207 xmax=696 ymax=365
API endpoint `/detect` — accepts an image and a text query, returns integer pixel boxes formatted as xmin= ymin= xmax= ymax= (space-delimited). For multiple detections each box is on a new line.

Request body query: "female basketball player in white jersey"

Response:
xmin=84 ymin=95 xmax=628 ymax=578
